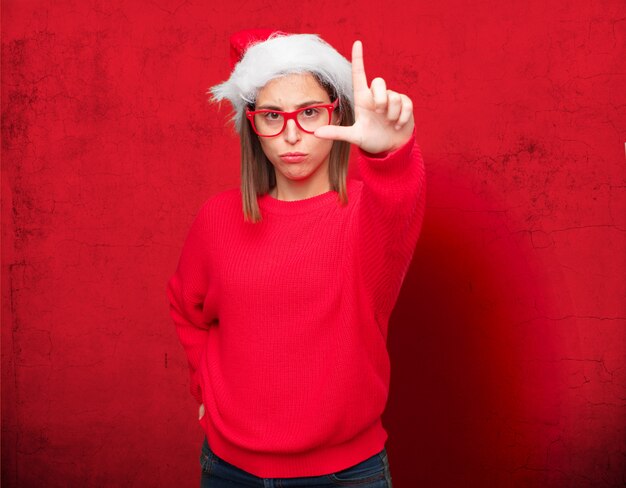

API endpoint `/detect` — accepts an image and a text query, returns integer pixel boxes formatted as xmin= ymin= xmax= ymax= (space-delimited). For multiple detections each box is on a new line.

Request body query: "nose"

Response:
xmin=283 ymin=119 xmax=301 ymax=144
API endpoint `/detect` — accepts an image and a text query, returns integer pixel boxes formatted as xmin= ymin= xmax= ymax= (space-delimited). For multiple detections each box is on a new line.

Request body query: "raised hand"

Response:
xmin=314 ymin=40 xmax=414 ymax=154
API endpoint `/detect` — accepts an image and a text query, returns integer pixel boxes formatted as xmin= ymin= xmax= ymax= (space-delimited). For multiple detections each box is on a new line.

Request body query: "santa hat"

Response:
xmin=208 ymin=29 xmax=354 ymax=132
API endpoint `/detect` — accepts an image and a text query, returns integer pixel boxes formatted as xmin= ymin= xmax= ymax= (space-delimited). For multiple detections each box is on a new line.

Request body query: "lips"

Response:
xmin=279 ymin=152 xmax=308 ymax=163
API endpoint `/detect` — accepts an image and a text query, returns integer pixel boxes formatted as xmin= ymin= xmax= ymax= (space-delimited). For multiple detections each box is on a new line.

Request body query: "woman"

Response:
xmin=166 ymin=30 xmax=426 ymax=487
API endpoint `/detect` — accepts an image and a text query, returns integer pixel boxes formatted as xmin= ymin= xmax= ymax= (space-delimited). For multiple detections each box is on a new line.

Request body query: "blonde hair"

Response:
xmin=240 ymin=74 xmax=355 ymax=223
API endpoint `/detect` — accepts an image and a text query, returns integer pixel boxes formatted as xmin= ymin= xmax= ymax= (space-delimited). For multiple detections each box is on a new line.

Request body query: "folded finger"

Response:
xmin=395 ymin=94 xmax=414 ymax=128
xmin=386 ymin=90 xmax=402 ymax=122
xmin=370 ymin=77 xmax=387 ymax=113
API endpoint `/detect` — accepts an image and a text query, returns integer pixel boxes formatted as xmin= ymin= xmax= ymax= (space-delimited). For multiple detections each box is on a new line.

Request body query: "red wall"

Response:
xmin=2 ymin=1 xmax=624 ymax=486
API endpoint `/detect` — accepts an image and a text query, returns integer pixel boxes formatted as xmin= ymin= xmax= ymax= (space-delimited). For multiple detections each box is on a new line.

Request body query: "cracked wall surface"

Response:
xmin=2 ymin=0 xmax=624 ymax=487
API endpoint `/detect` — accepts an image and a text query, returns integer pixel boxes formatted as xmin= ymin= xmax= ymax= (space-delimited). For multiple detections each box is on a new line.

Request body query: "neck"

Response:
xmin=271 ymin=162 xmax=332 ymax=201
xmin=271 ymin=182 xmax=332 ymax=201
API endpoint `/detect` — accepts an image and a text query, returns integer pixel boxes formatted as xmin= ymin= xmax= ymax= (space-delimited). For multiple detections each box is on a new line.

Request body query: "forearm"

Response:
xmin=356 ymin=127 xmax=427 ymax=319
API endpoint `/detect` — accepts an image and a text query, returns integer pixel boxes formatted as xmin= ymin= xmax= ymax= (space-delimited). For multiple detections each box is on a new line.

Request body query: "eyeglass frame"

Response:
xmin=245 ymin=98 xmax=340 ymax=137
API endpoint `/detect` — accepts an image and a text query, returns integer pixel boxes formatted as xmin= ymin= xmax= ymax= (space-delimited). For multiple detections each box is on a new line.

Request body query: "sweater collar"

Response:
xmin=257 ymin=179 xmax=358 ymax=215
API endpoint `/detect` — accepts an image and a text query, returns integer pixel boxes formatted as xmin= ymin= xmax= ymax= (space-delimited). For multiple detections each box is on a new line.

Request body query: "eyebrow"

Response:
xmin=255 ymin=100 xmax=326 ymax=110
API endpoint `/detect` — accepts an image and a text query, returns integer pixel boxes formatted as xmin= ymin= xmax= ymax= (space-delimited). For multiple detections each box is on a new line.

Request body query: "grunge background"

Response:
xmin=2 ymin=1 xmax=624 ymax=486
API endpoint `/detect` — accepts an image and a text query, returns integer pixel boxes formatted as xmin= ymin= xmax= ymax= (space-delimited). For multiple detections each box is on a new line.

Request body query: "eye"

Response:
xmin=265 ymin=112 xmax=281 ymax=120
xmin=302 ymin=108 xmax=321 ymax=118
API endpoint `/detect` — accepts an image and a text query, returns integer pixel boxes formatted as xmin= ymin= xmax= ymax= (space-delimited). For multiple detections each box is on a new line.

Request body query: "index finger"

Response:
xmin=351 ymin=40 xmax=368 ymax=92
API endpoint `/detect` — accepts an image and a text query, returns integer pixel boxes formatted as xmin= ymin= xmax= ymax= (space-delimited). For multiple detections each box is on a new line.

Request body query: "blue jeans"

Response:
xmin=200 ymin=437 xmax=393 ymax=487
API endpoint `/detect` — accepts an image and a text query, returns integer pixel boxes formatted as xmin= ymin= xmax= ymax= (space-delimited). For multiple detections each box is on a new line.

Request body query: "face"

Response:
xmin=253 ymin=73 xmax=339 ymax=190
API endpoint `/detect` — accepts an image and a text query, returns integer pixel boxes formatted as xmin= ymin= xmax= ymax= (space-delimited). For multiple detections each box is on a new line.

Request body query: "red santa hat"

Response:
xmin=228 ymin=28 xmax=288 ymax=69
xmin=209 ymin=29 xmax=354 ymax=132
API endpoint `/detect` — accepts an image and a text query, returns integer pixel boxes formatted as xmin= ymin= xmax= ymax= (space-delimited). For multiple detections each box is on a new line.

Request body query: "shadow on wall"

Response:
xmin=383 ymin=198 xmax=568 ymax=487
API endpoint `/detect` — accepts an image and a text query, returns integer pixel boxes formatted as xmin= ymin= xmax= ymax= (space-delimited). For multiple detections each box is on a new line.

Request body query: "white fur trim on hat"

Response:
xmin=208 ymin=33 xmax=354 ymax=132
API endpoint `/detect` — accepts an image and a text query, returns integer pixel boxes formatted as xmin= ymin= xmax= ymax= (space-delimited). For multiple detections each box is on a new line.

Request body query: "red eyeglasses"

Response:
xmin=246 ymin=99 xmax=339 ymax=137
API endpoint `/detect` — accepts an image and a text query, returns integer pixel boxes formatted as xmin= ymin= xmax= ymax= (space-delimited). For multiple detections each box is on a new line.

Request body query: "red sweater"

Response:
xmin=166 ymin=129 xmax=426 ymax=478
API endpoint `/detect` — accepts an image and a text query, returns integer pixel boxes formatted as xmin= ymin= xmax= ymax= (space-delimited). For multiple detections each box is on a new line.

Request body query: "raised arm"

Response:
xmin=315 ymin=40 xmax=426 ymax=321
xmin=356 ymin=129 xmax=426 ymax=322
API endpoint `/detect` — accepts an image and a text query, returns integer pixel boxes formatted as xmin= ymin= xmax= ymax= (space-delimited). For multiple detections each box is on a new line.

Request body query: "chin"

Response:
xmin=283 ymin=172 xmax=313 ymax=182
xmin=279 ymin=164 xmax=316 ymax=180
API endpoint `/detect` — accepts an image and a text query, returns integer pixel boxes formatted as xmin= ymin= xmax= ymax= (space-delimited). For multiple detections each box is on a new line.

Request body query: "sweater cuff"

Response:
xmin=356 ymin=128 xmax=418 ymax=187
xmin=357 ymin=127 xmax=417 ymax=162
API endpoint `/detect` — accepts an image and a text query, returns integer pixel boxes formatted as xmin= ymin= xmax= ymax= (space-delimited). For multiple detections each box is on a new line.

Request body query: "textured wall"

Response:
xmin=2 ymin=0 xmax=624 ymax=487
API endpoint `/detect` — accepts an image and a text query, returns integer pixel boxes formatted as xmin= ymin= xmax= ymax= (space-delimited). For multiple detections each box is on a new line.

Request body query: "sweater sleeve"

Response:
xmin=355 ymin=127 xmax=426 ymax=323
xmin=166 ymin=202 xmax=213 ymax=405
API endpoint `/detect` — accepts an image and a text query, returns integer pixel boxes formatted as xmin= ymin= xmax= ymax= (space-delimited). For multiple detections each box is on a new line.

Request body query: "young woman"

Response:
xmin=166 ymin=30 xmax=426 ymax=487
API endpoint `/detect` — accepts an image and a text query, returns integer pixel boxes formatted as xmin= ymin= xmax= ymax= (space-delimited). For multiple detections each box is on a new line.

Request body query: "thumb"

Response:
xmin=314 ymin=124 xmax=358 ymax=145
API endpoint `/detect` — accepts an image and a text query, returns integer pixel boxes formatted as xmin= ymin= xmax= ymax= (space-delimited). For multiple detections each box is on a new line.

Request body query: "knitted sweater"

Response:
xmin=166 ymin=128 xmax=426 ymax=478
